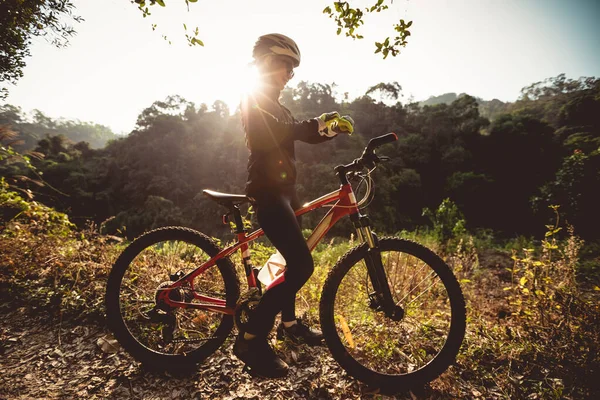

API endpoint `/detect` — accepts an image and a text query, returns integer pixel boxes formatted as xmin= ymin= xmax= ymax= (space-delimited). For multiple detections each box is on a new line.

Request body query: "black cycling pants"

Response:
xmin=245 ymin=186 xmax=314 ymax=336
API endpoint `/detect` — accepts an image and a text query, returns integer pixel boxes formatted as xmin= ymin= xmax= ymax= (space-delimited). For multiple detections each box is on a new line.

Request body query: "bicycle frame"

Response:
xmin=157 ymin=183 xmax=361 ymax=315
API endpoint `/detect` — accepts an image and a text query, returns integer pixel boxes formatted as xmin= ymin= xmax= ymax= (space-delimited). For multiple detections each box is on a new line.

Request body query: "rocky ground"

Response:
xmin=1 ymin=304 xmax=435 ymax=399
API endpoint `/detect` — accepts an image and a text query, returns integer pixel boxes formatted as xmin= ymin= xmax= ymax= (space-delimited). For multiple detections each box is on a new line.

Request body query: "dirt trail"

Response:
xmin=0 ymin=305 xmax=421 ymax=399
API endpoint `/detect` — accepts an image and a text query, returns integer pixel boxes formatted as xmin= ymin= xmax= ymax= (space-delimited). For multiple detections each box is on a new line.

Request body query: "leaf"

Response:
xmin=156 ymin=0 xmax=165 ymax=6
xmin=323 ymin=6 xmax=332 ymax=14
xmin=519 ymin=276 xmax=527 ymax=286
xmin=338 ymin=315 xmax=355 ymax=349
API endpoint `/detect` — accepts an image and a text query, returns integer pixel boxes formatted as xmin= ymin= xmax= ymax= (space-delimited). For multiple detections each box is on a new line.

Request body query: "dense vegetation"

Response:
xmin=2 ymin=74 xmax=599 ymax=247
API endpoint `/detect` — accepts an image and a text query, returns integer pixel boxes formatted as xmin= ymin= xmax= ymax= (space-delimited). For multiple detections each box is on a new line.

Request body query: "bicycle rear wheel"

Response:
xmin=320 ymin=237 xmax=466 ymax=391
xmin=105 ymin=227 xmax=239 ymax=371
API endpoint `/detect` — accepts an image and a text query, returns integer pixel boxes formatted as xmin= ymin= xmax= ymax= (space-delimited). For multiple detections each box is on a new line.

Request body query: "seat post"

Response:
xmin=232 ymin=205 xmax=245 ymax=234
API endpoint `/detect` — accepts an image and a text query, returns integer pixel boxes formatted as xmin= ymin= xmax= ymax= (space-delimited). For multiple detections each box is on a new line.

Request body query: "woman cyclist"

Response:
xmin=234 ymin=33 xmax=354 ymax=377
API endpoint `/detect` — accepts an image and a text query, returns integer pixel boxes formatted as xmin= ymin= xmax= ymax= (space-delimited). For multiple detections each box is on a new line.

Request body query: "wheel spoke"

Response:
xmin=396 ymin=270 xmax=437 ymax=305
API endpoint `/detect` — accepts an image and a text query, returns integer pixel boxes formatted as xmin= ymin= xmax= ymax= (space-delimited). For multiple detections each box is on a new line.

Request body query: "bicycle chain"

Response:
xmin=171 ymin=332 xmax=234 ymax=344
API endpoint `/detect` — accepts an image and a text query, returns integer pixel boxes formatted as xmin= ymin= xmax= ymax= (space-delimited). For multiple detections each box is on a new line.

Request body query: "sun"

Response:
xmin=218 ymin=63 xmax=260 ymax=112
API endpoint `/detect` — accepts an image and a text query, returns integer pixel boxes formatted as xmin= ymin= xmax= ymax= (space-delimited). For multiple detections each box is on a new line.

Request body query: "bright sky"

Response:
xmin=4 ymin=0 xmax=600 ymax=134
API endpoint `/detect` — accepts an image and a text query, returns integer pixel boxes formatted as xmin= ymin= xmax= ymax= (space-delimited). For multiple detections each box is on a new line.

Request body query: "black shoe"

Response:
xmin=276 ymin=319 xmax=324 ymax=346
xmin=233 ymin=333 xmax=289 ymax=378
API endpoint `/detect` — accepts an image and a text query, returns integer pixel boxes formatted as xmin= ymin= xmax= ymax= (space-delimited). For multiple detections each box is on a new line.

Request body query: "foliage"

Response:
xmin=322 ymin=1 xmax=412 ymax=59
xmin=0 ymin=179 xmax=120 ymax=320
xmin=0 ymin=176 xmax=73 ymax=235
xmin=490 ymin=208 xmax=600 ymax=398
xmin=2 ymin=74 xmax=599 ymax=249
xmin=0 ymin=105 xmax=116 ymax=151
xmin=518 ymin=73 xmax=598 ymax=102
xmin=422 ymin=198 xmax=466 ymax=245
xmin=132 ymin=0 xmax=413 ymax=59
xmin=365 ymin=81 xmax=402 ymax=101
xmin=0 ymin=0 xmax=82 ymax=99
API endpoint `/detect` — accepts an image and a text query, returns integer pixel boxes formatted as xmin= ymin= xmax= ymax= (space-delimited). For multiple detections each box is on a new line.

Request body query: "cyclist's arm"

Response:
xmin=242 ymin=98 xmax=330 ymax=151
xmin=282 ymin=105 xmax=333 ymax=145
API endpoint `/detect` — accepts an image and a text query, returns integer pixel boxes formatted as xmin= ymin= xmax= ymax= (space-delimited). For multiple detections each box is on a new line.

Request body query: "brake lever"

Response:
xmin=348 ymin=171 xmax=360 ymax=181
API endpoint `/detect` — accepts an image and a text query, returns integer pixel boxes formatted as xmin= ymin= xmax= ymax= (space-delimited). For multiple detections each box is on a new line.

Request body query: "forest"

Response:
xmin=1 ymin=73 xmax=600 ymax=399
xmin=2 ymin=74 xmax=599 ymax=245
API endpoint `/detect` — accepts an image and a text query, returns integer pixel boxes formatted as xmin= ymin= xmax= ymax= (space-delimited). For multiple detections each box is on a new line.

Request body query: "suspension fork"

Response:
xmin=354 ymin=215 xmax=403 ymax=321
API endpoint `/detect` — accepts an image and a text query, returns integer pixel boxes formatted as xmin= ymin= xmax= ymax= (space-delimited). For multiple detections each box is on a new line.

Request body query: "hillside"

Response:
xmin=0 ymin=105 xmax=116 ymax=151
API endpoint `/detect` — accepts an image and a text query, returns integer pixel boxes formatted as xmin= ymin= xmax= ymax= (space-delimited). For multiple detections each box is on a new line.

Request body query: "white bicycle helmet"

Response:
xmin=252 ymin=33 xmax=301 ymax=67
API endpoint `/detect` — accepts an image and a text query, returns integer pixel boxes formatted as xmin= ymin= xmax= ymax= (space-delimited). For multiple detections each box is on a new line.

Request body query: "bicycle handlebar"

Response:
xmin=366 ymin=133 xmax=398 ymax=153
xmin=335 ymin=132 xmax=398 ymax=178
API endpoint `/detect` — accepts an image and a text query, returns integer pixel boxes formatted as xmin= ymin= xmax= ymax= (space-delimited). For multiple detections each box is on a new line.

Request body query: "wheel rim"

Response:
xmin=118 ymin=239 xmax=228 ymax=356
xmin=332 ymin=246 xmax=455 ymax=376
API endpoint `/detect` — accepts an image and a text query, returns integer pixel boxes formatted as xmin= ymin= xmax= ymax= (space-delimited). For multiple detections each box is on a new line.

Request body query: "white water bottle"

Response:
xmin=257 ymin=251 xmax=286 ymax=286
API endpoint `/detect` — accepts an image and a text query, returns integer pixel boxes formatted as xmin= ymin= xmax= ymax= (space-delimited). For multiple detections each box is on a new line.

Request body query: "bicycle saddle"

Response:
xmin=203 ymin=189 xmax=251 ymax=207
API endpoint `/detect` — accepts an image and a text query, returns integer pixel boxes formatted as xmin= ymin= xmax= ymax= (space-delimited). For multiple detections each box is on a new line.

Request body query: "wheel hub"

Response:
xmin=155 ymin=281 xmax=194 ymax=308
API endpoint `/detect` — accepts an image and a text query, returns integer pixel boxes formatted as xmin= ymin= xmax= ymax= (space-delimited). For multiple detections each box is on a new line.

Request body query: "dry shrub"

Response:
xmin=0 ymin=179 xmax=122 ymax=320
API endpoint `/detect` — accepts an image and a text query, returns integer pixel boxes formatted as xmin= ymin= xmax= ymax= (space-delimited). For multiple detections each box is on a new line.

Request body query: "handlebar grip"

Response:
xmin=366 ymin=133 xmax=398 ymax=152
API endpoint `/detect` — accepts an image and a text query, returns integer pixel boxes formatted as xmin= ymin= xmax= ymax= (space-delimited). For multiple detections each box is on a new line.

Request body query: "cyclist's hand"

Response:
xmin=333 ymin=115 xmax=354 ymax=135
xmin=317 ymin=111 xmax=341 ymax=137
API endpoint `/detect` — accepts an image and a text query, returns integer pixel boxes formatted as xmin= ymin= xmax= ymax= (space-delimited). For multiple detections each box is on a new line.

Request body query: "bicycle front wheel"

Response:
xmin=105 ymin=227 xmax=240 ymax=371
xmin=320 ymin=237 xmax=466 ymax=391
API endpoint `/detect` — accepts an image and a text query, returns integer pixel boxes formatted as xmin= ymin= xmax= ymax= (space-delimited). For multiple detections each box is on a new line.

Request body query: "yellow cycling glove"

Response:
xmin=317 ymin=111 xmax=341 ymax=137
xmin=333 ymin=115 xmax=354 ymax=135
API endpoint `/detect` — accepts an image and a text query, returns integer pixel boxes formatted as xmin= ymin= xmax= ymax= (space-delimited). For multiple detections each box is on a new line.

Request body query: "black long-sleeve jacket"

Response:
xmin=241 ymin=89 xmax=331 ymax=196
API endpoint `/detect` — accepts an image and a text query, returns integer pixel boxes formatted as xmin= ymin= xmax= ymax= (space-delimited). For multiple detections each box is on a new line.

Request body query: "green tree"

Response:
xmin=365 ymin=81 xmax=402 ymax=101
xmin=0 ymin=0 xmax=82 ymax=99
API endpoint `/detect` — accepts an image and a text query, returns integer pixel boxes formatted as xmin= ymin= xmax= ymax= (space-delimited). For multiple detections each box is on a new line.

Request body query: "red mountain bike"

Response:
xmin=105 ymin=133 xmax=466 ymax=391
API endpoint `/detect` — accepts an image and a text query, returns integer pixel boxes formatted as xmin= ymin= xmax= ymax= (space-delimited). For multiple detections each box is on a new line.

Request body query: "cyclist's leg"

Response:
xmin=281 ymin=190 xmax=302 ymax=323
xmin=245 ymin=188 xmax=314 ymax=336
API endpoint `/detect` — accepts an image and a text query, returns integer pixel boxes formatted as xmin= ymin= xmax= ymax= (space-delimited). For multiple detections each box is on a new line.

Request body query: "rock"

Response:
xmin=97 ymin=336 xmax=120 ymax=354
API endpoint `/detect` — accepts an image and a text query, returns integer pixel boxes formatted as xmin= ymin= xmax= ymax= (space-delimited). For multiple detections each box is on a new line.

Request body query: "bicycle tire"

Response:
xmin=320 ymin=237 xmax=466 ymax=391
xmin=105 ymin=226 xmax=240 ymax=371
